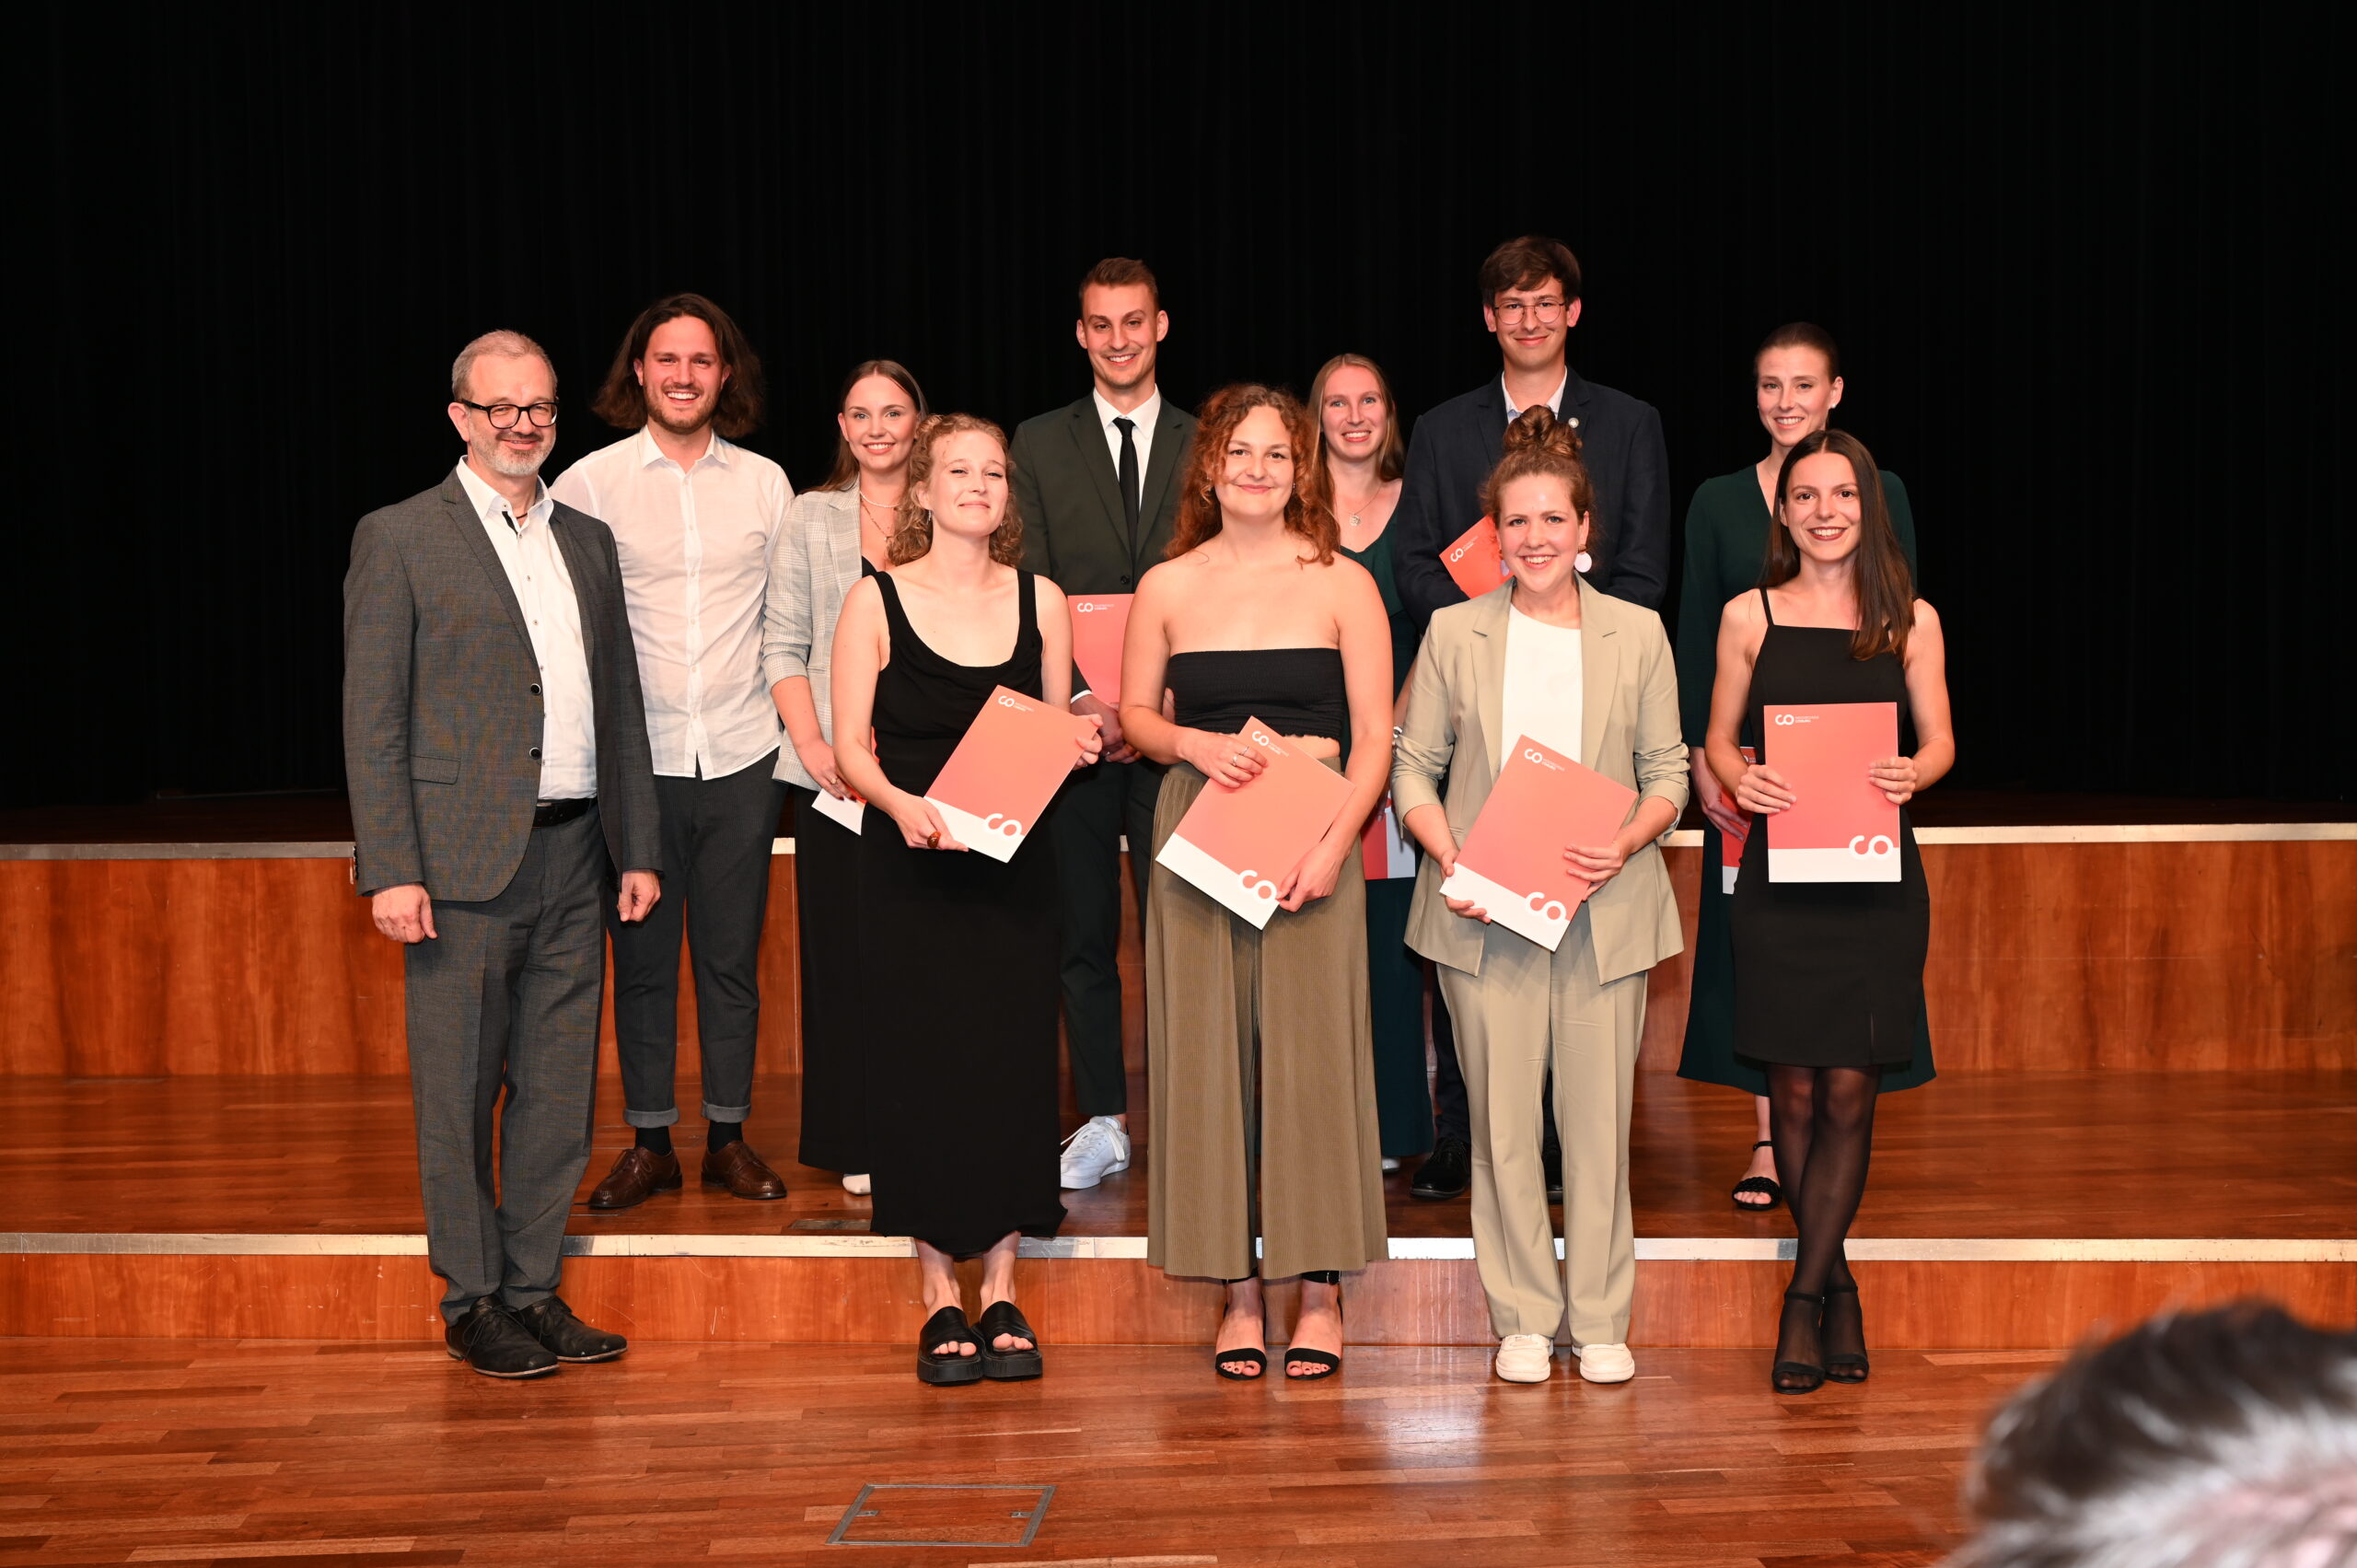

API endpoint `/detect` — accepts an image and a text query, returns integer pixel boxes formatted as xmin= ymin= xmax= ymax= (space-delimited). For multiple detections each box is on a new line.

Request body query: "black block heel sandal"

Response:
xmin=1730 ymin=1142 xmax=1782 ymax=1211
xmin=976 ymin=1300 xmax=1044 ymax=1381
xmin=1213 ymin=1347 xmax=1267 ymax=1381
xmin=1285 ymin=1275 xmax=1343 ymax=1381
xmin=916 ymin=1306 xmax=984 ymax=1386
xmin=1822 ymin=1283 xmax=1870 ymax=1384
xmin=1771 ymin=1289 xmax=1827 ymax=1394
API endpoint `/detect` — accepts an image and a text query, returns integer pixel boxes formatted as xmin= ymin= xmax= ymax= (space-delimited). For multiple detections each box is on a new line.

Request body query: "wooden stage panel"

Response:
xmin=3 ymin=839 xmax=2351 ymax=1075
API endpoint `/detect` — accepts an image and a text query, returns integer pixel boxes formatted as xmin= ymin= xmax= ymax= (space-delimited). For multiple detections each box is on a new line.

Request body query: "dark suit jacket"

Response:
xmin=1013 ymin=395 xmax=1195 ymax=594
xmin=343 ymin=470 xmax=663 ymax=902
xmin=1391 ymin=368 xmax=1670 ymax=629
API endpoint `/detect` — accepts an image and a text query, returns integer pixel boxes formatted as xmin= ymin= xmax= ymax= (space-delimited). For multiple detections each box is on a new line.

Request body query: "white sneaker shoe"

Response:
xmin=1494 ymin=1333 xmax=1554 ymax=1383
xmin=1059 ymin=1116 xmax=1132 ymax=1190
xmin=1574 ymin=1342 xmax=1636 ymax=1384
xmin=841 ymin=1172 xmax=871 ymax=1196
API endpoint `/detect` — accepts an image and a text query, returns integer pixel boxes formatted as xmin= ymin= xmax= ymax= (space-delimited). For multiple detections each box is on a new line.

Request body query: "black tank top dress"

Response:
xmin=1728 ymin=589 xmax=1931 ymax=1069
xmin=858 ymin=571 xmax=1067 ymax=1255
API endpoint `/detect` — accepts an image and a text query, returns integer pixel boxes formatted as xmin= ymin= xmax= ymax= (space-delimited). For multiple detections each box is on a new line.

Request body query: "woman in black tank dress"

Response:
xmin=1703 ymin=430 xmax=1955 ymax=1395
xmin=1121 ymin=386 xmax=1396 ymax=1382
xmin=830 ymin=414 xmax=1100 ymax=1385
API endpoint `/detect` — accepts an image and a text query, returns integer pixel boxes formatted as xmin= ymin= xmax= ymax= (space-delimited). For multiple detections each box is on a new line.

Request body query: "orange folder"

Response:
xmin=1156 ymin=718 xmax=1353 ymax=928
xmin=1438 ymin=736 xmax=1638 ymax=950
xmin=923 ymin=685 xmax=1097 ymax=863
xmin=1361 ymin=797 xmax=1417 ymax=880
xmin=1069 ymin=594 xmax=1132 ymax=702
xmin=1762 ymin=702 xmax=1901 ymax=882
xmin=1442 ymin=516 xmax=1510 ymax=598
xmin=1717 ymin=744 xmax=1755 ymax=894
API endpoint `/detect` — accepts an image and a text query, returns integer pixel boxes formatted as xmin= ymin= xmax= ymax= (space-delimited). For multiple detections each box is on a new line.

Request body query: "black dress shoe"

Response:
xmin=1411 ymin=1135 xmax=1472 ymax=1201
xmin=515 ymin=1295 xmax=627 ymax=1363
xmin=445 ymin=1297 xmax=559 ymax=1378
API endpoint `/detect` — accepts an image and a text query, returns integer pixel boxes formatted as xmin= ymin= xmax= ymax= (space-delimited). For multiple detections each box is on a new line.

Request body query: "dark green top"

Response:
xmin=1339 ymin=524 xmax=1418 ymax=698
xmin=1673 ymin=467 xmax=1918 ymax=747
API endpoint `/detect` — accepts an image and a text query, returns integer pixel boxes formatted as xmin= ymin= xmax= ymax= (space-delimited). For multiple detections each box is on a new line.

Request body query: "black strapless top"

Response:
xmin=1167 ymin=647 xmax=1348 ymax=753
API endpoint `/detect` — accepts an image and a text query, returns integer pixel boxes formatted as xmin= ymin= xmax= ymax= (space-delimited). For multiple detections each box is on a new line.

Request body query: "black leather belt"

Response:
xmin=533 ymin=797 xmax=594 ymax=829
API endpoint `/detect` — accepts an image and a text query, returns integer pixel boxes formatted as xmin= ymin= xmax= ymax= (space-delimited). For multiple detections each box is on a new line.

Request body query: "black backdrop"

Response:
xmin=17 ymin=6 xmax=2348 ymax=807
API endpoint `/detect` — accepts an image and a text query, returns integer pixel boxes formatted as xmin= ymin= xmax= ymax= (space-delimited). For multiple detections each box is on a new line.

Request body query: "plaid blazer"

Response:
xmin=343 ymin=470 xmax=663 ymax=901
xmin=760 ymin=482 xmax=865 ymax=790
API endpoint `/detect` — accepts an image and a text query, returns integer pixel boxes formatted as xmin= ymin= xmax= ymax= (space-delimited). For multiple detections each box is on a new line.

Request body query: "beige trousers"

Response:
xmin=1144 ymin=763 xmax=1387 ymax=1281
xmin=1438 ymin=905 xmax=1647 ymax=1345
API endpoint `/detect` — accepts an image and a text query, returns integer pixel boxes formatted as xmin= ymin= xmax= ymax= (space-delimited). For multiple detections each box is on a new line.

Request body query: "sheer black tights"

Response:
xmin=1766 ymin=1064 xmax=1879 ymax=1381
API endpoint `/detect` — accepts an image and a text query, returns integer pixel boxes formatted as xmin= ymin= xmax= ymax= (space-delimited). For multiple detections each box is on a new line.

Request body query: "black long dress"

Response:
xmin=860 ymin=570 xmax=1068 ymax=1255
xmin=1729 ymin=589 xmax=1931 ymax=1068
xmin=795 ymin=558 xmax=877 ymax=1174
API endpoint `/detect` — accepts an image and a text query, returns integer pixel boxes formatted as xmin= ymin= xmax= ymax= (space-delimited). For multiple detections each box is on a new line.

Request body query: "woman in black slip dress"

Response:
xmin=830 ymin=413 xmax=1101 ymax=1386
xmin=1702 ymin=429 xmax=1955 ymax=1395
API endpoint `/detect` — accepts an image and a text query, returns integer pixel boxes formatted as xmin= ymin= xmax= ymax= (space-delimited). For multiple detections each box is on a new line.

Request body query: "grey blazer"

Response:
xmin=343 ymin=470 xmax=663 ymax=902
xmin=1391 ymin=578 xmax=1689 ymax=984
xmin=760 ymin=482 xmax=865 ymax=790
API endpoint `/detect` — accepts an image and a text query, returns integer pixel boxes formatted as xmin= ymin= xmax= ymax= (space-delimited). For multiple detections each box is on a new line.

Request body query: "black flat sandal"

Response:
xmin=976 ymin=1300 xmax=1043 ymax=1381
xmin=916 ymin=1306 xmax=984 ymax=1386
xmin=1731 ymin=1141 xmax=1782 ymax=1211
xmin=1771 ymin=1289 xmax=1827 ymax=1395
xmin=1822 ymin=1283 xmax=1870 ymax=1384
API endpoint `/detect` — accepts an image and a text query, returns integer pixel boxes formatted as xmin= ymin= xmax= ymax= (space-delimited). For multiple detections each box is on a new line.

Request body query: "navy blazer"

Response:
xmin=1391 ymin=368 xmax=1670 ymax=629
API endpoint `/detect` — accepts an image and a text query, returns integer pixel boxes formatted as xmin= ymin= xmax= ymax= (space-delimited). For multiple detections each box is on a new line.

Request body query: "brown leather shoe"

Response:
xmin=702 ymin=1140 xmax=789 ymax=1200
xmin=587 ymin=1146 xmax=682 ymax=1212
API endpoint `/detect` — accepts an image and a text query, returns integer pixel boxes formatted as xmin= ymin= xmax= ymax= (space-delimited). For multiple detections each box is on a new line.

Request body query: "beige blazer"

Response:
xmin=760 ymin=483 xmax=865 ymax=789
xmin=1392 ymin=579 xmax=1689 ymax=984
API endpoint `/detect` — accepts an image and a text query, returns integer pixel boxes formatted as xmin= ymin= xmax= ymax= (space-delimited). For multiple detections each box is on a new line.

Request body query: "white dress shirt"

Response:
xmin=1501 ymin=372 xmax=1570 ymax=426
xmin=1500 ymin=606 xmax=1585 ymax=766
xmin=551 ymin=428 xmax=791 ymax=780
xmin=1091 ymin=387 xmax=1163 ymax=511
xmin=454 ymin=460 xmax=598 ymax=799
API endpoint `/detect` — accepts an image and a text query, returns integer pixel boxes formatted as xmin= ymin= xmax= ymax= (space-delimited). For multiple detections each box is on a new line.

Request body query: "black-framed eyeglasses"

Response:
xmin=460 ymin=400 xmax=560 ymax=429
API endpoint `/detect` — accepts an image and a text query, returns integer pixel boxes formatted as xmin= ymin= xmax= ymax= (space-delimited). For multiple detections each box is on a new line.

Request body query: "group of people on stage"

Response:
xmin=343 ymin=236 xmax=1953 ymax=1395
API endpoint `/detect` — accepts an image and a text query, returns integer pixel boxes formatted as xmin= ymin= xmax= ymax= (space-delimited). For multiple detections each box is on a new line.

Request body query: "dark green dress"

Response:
xmin=1341 ymin=523 xmax=1435 ymax=1156
xmin=1671 ymin=467 xmax=1935 ymax=1095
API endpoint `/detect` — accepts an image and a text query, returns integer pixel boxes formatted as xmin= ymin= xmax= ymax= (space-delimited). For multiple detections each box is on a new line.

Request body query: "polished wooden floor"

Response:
xmin=6 ymin=1069 xmax=2351 ymax=1242
xmin=0 ymin=1335 xmax=2038 ymax=1565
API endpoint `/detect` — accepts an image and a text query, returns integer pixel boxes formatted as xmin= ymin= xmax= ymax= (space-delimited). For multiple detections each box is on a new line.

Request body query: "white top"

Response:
xmin=1501 ymin=372 xmax=1572 ymax=427
xmin=1500 ymin=606 xmax=1584 ymax=766
xmin=453 ymin=460 xmax=598 ymax=799
xmin=551 ymin=428 xmax=792 ymax=780
xmin=1090 ymin=387 xmax=1163 ymax=508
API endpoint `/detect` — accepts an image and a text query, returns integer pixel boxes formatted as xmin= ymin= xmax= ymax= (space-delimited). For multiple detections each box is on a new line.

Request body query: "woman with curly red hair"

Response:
xmin=1120 ymin=385 xmax=1395 ymax=1381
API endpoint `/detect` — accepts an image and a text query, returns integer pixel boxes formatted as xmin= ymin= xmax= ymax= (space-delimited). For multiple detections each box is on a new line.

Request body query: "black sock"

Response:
xmin=708 ymin=1120 xmax=744 ymax=1151
xmin=634 ymin=1126 xmax=673 ymax=1156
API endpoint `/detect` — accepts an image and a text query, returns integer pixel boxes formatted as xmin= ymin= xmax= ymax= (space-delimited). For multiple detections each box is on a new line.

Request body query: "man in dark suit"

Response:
xmin=344 ymin=330 xmax=663 ymax=1378
xmin=1391 ymin=236 xmax=1671 ymax=1201
xmin=1012 ymin=258 xmax=1195 ymax=1191
xmin=1392 ymin=235 xmax=1671 ymax=628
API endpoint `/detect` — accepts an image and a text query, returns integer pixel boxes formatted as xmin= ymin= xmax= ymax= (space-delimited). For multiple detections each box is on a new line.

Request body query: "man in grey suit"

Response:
xmin=1012 ymin=258 xmax=1195 ymax=1190
xmin=344 ymin=330 xmax=664 ymax=1378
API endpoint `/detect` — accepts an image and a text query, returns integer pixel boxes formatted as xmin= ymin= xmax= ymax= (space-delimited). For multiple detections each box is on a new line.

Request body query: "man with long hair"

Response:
xmin=552 ymin=294 xmax=796 ymax=1211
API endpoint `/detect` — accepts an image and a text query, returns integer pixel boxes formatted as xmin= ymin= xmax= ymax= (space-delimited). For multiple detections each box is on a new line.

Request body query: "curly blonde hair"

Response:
xmin=889 ymin=413 xmax=1025 ymax=566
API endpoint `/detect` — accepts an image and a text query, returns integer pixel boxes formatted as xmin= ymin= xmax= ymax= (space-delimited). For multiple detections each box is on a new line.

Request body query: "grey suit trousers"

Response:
xmin=404 ymin=807 xmax=607 ymax=1324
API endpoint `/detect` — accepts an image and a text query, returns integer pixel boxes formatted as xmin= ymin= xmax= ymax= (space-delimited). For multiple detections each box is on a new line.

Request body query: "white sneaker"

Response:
xmin=1381 ymin=1156 xmax=1401 ymax=1172
xmin=1495 ymin=1333 xmax=1554 ymax=1383
xmin=1574 ymin=1342 xmax=1636 ymax=1384
xmin=1059 ymin=1116 xmax=1132 ymax=1190
xmin=841 ymin=1172 xmax=871 ymax=1196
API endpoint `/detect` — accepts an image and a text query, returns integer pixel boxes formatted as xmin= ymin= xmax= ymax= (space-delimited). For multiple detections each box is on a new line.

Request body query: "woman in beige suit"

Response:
xmin=1393 ymin=408 xmax=1688 ymax=1387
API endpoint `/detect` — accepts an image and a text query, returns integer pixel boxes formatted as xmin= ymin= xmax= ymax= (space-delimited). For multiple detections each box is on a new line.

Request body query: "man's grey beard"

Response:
xmin=483 ymin=438 xmax=550 ymax=479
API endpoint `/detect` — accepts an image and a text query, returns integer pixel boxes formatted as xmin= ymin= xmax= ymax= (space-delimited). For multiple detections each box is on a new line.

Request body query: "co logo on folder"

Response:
xmin=994 ymin=694 xmax=1027 ymax=710
xmin=1237 ymin=868 xmax=1278 ymax=901
xmin=1248 ymin=728 xmax=1278 ymax=749
xmin=1848 ymin=834 xmax=1896 ymax=857
xmin=1526 ymin=891 xmax=1568 ymax=922
xmin=1074 ymin=601 xmax=1106 ymax=612
xmin=1520 ymin=747 xmax=1562 ymax=770
xmin=1772 ymin=712 xmax=1797 ymax=726
xmin=985 ymin=813 xmax=1025 ymax=839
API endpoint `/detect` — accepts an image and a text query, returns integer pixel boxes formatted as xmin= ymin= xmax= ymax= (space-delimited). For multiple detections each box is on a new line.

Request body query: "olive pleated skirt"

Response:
xmin=1144 ymin=762 xmax=1387 ymax=1282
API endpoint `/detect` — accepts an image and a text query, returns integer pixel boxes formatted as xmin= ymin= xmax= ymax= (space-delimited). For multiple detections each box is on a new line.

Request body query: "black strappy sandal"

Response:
xmin=1731 ymin=1141 xmax=1782 ymax=1211
xmin=916 ymin=1306 xmax=983 ymax=1386
xmin=976 ymin=1300 xmax=1043 ymax=1381
xmin=1822 ymin=1283 xmax=1870 ymax=1384
xmin=1771 ymin=1289 xmax=1827 ymax=1394
xmin=1284 ymin=1273 xmax=1343 ymax=1381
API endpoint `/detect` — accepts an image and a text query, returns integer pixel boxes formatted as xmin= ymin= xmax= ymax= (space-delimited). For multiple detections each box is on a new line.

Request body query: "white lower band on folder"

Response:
xmin=1437 ymin=864 xmax=1570 ymax=951
xmin=1155 ymin=831 xmax=1282 ymax=929
xmin=1768 ymin=843 xmax=1901 ymax=883
xmin=926 ymin=798 xmax=1026 ymax=864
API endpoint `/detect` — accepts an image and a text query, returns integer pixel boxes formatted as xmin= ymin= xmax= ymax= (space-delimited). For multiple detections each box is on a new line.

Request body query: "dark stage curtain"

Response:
xmin=16 ymin=6 xmax=2347 ymax=807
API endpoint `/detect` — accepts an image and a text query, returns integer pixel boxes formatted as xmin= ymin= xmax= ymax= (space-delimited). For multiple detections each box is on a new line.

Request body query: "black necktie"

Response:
xmin=1113 ymin=416 xmax=1141 ymax=552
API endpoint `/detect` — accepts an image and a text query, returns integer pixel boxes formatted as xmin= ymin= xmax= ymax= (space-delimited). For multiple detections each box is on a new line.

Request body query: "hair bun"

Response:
xmin=1502 ymin=404 xmax=1584 ymax=462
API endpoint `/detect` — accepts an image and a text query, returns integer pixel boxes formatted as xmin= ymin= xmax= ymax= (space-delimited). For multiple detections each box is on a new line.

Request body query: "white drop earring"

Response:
xmin=1574 ymin=550 xmax=1594 ymax=574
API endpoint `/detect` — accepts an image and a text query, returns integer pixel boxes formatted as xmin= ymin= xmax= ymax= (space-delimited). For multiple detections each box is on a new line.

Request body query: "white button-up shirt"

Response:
xmin=1091 ymin=387 xmax=1163 ymax=512
xmin=453 ymin=459 xmax=598 ymax=799
xmin=1501 ymin=372 xmax=1569 ymax=426
xmin=552 ymin=428 xmax=791 ymax=780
